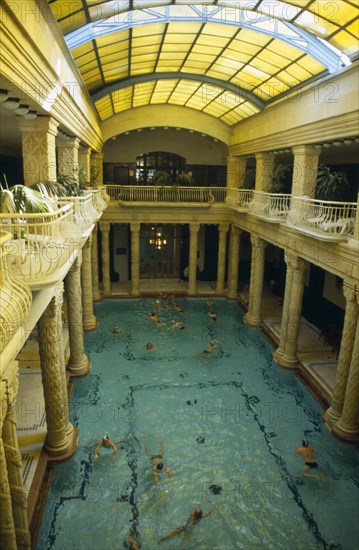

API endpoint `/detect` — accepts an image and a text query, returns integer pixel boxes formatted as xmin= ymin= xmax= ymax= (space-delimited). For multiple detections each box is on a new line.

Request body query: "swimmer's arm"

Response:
xmin=110 ymin=442 xmax=119 ymax=458
xmin=165 ymin=466 xmax=173 ymax=480
xmin=94 ymin=442 xmax=101 ymax=460
xmin=153 ymin=469 xmax=161 ymax=484
xmin=203 ymin=505 xmax=220 ymax=518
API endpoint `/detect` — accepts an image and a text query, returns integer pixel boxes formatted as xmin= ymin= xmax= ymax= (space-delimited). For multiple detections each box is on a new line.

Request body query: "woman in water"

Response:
xmin=159 ymin=503 xmax=219 ymax=547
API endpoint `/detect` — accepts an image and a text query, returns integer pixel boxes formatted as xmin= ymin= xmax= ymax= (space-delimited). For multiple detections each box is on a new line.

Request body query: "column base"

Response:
xmin=227 ymin=291 xmax=237 ymax=300
xmin=244 ymin=313 xmax=261 ymax=327
xmin=130 ymin=290 xmax=141 ymax=297
xmin=187 ymin=289 xmax=197 ymax=296
xmin=330 ymin=421 xmax=359 ymax=442
xmin=83 ymin=316 xmax=98 ymax=332
xmin=92 ymin=291 xmax=102 ymax=302
xmin=272 ymin=350 xmax=298 ymax=369
xmin=323 ymin=407 xmax=341 ymax=427
xmin=46 ymin=425 xmax=78 ymax=460
xmin=67 ymin=354 xmax=91 ymax=377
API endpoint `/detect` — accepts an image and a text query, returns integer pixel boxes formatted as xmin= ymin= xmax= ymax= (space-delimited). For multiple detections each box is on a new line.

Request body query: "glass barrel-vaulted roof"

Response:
xmin=48 ymin=1 xmax=358 ymax=125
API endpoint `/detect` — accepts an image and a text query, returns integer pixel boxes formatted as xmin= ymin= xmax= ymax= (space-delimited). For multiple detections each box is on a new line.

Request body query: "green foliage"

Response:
xmin=31 ymin=180 xmax=68 ymax=198
xmin=175 ymin=172 xmax=195 ymax=186
xmin=315 ymin=165 xmax=350 ymax=201
xmin=153 ymin=171 xmax=172 ymax=185
xmin=243 ymin=167 xmax=255 ymax=189
xmin=0 ymin=181 xmax=53 ymax=213
xmin=56 ymin=172 xmax=84 ymax=196
xmin=266 ymin=161 xmax=292 ymax=193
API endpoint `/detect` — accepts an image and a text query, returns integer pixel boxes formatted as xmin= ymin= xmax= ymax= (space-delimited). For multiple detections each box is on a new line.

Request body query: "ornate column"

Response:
xmin=187 ymin=223 xmax=200 ymax=296
xmin=216 ymin=223 xmax=229 ymax=294
xmin=81 ymin=236 xmax=98 ymax=331
xmin=227 ymin=225 xmax=241 ymax=299
xmin=325 ymin=284 xmax=358 ymax=425
xmin=354 ymin=193 xmax=359 ymax=241
xmin=244 ymin=234 xmax=267 ymax=326
xmin=91 ymin=224 xmax=101 ymax=301
xmin=273 ymin=248 xmax=296 ymax=361
xmin=3 ymin=402 xmax=31 ymax=549
xmin=100 ymin=222 xmax=111 ymax=295
xmin=291 ymin=145 xmax=321 ymax=197
xmin=255 ymin=152 xmax=274 ymax=191
xmin=0 ymin=437 xmax=16 ymax=550
xmin=130 ymin=222 xmax=141 ymax=296
xmin=78 ymin=146 xmax=92 ymax=183
xmin=91 ymin=152 xmax=104 ymax=185
xmin=274 ymin=252 xmax=308 ymax=368
xmin=226 ymin=155 xmax=247 ymax=190
xmin=64 ymin=252 xmax=91 ymax=376
xmin=56 ymin=137 xmax=80 ymax=181
xmin=17 ymin=116 xmax=58 ymax=185
xmin=333 ymin=304 xmax=359 ymax=441
xmin=37 ymin=285 xmax=75 ymax=457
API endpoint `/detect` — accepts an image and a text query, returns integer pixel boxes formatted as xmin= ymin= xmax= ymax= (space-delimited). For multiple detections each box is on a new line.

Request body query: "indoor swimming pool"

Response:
xmin=36 ymin=298 xmax=359 ymax=550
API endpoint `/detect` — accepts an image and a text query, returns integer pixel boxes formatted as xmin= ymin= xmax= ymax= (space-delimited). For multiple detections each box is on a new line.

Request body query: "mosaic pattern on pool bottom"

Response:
xmin=36 ymin=298 xmax=359 ymax=550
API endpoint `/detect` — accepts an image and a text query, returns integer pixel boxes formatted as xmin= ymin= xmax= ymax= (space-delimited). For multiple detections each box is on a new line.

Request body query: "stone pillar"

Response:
xmin=274 ymin=251 xmax=307 ymax=368
xmin=130 ymin=222 xmax=141 ymax=296
xmin=2 ymin=411 xmax=31 ymax=549
xmin=255 ymin=152 xmax=274 ymax=191
xmin=64 ymin=252 xmax=91 ymax=376
xmin=244 ymin=234 xmax=267 ymax=326
xmin=91 ymin=152 xmax=104 ymax=186
xmin=226 ymin=155 xmax=247 ymax=190
xmin=174 ymin=224 xmax=182 ymax=278
xmin=38 ymin=285 xmax=75 ymax=456
xmin=91 ymin=224 xmax=101 ymax=301
xmin=100 ymin=222 xmax=111 ymax=295
xmin=57 ymin=137 xmax=80 ymax=181
xmin=17 ymin=116 xmax=58 ymax=185
xmin=79 ymin=146 xmax=92 ymax=183
xmin=81 ymin=236 xmax=98 ymax=331
xmin=333 ymin=305 xmax=359 ymax=441
xmin=187 ymin=223 xmax=200 ymax=296
xmin=227 ymin=225 xmax=241 ymax=299
xmin=0 ymin=438 xmax=16 ymax=550
xmin=325 ymin=284 xmax=358 ymax=425
xmin=291 ymin=145 xmax=321 ymax=197
xmin=216 ymin=223 xmax=229 ymax=294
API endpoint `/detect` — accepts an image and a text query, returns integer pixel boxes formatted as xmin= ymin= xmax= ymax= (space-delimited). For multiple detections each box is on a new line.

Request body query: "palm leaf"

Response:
xmin=10 ymin=185 xmax=53 ymax=213
xmin=0 ymin=189 xmax=16 ymax=213
xmin=31 ymin=180 xmax=68 ymax=198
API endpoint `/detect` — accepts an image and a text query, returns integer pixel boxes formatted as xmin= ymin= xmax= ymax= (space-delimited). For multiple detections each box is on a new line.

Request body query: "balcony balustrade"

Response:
xmin=0 ymin=231 xmax=32 ymax=354
xmin=106 ymin=185 xmax=226 ymax=205
xmin=0 ymin=205 xmax=78 ymax=289
xmin=248 ymin=191 xmax=292 ymax=222
xmin=57 ymin=194 xmax=99 ymax=236
xmin=226 ymin=188 xmax=254 ymax=210
xmin=83 ymin=187 xmax=109 ymax=216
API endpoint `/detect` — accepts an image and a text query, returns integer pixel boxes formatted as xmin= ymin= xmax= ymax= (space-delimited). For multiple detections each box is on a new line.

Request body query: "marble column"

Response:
xmin=57 ymin=137 xmax=80 ymax=181
xmin=91 ymin=152 xmax=104 ymax=185
xmin=17 ymin=116 xmax=58 ymax=185
xmin=81 ymin=236 xmax=98 ymax=331
xmin=38 ymin=285 xmax=75 ymax=456
xmin=333 ymin=306 xmax=359 ymax=441
xmin=2 ymin=409 xmax=31 ymax=549
xmin=0 ymin=438 xmax=16 ymax=550
xmin=64 ymin=252 xmax=91 ymax=376
xmin=275 ymin=252 xmax=308 ymax=368
xmin=245 ymin=234 xmax=267 ymax=326
xmin=188 ymin=223 xmax=200 ymax=296
xmin=100 ymin=222 xmax=111 ymax=295
xmin=226 ymin=155 xmax=247 ymax=190
xmin=291 ymin=145 xmax=321 ymax=198
xmin=255 ymin=152 xmax=274 ymax=191
xmin=216 ymin=223 xmax=229 ymax=294
xmin=91 ymin=224 xmax=101 ymax=301
xmin=79 ymin=146 xmax=92 ymax=183
xmin=227 ymin=225 xmax=241 ymax=299
xmin=325 ymin=284 xmax=358 ymax=425
xmin=130 ymin=222 xmax=141 ymax=296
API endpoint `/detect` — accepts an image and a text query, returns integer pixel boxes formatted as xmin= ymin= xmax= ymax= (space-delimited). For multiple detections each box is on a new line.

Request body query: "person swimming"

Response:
xmin=159 ymin=503 xmax=219 ymax=546
xmin=204 ymin=340 xmax=220 ymax=353
xmin=144 ymin=442 xmax=173 ymax=484
xmin=295 ymin=439 xmax=324 ymax=479
xmin=94 ymin=434 xmax=118 ymax=462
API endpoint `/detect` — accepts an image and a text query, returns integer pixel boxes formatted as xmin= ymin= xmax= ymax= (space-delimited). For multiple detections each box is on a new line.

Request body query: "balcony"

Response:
xmin=0 ymin=205 xmax=78 ymax=289
xmin=106 ymin=185 xmax=226 ymax=206
xmin=0 ymin=231 xmax=32 ymax=354
xmin=83 ymin=186 xmax=110 ymax=217
xmin=57 ymin=194 xmax=99 ymax=237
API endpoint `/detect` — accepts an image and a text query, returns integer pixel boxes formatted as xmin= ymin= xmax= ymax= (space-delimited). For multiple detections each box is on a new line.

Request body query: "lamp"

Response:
xmin=23 ymin=110 xmax=37 ymax=120
xmin=15 ymin=104 xmax=29 ymax=115
xmin=4 ymin=97 xmax=20 ymax=110
xmin=0 ymin=89 xmax=9 ymax=103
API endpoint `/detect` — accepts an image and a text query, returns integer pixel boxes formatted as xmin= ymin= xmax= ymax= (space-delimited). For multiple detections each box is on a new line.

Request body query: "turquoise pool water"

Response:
xmin=36 ymin=298 xmax=359 ymax=550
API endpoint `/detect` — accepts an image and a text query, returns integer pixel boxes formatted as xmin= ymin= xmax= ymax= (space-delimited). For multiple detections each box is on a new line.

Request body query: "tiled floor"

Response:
xmin=16 ymin=283 xmax=338 ymax=508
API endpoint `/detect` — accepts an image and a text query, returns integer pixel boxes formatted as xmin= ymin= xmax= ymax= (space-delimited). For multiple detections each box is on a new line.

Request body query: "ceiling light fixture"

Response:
xmin=15 ymin=104 xmax=29 ymax=115
xmin=0 ymin=89 xmax=9 ymax=103
xmin=23 ymin=110 xmax=37 ymax=120
xmin=4 ymin=97 xmax=20 ymax=110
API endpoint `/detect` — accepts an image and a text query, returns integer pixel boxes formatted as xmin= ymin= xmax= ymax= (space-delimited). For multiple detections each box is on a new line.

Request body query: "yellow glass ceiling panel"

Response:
xmin=235 ymin=29 xmax=272 ymax=47
xmin=196 ymin=34 xmax=233 ymax=49
xmin=285 ymin=64 xmax=312 ymax=81
xmin=132 ymin=24 xmax=166 ymax=38
xmin=333 ymin=29 xmax=359 ymax=56
xmin=202 ymin=23 xmax=238 ymax=38
xmin=156 ymin=61 xmax=184 ymax=70
xmin=72 ymin=42 xmax=94 ymax=60
xmin=97 ymin=43 xmax=129 ymax=57
xmin=267 ymin=40 xmax=302 ymax=61
xmin=161 ymin=43 xmax=191 ymax=54
xmin=276 ymin=70 xmax=301 ymax=86
xmin=297 ymin=56 xmax=325 ymax=74
xmin=192 ymin=44 xmax=225 ymax=56
xmin=166 ymin=22 xmax=202 ymax=35
xmin=95 ymin=31 xmax=129 ymax=48
xmin=75 ymin=52 xmax=97 ymax=69
xmin=78 ymin=59 xmax=98 ymax=74
xmin=230 ymin=76 xmax=257 ymax=91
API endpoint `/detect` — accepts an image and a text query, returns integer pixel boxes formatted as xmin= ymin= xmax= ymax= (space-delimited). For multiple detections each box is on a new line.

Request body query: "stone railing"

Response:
xmin=0 ymin=205 xmax=77 ymax=288
xmin=58 ymin=194 xmax=99 ymax=235
xmin=106 ymin=185 xmax=226 ymax=204
xmin=226 ymin=188 xmax=254 ymax=209
xmin=288 ymin=197 xmax=357 ymax=239
xmin=0 ymin=231 xmax=32 ymax=353
xmin=83 ymin=187 xmax=109 ymax=214
xmin=248 ymin=191 xmax=292 ymax=221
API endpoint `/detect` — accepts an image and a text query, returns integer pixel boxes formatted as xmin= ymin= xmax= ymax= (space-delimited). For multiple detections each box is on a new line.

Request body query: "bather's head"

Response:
xmin=302 ymin=439 xmax=309 ymax=447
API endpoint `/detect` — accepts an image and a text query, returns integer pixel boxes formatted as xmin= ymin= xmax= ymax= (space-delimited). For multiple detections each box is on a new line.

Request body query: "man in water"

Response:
xmin=159 ymin=503 xmax=219 ymax=546
xmin=94 ymin=435 xmax=118 ymax=462
xmin=144 ymin=442 xmax=173 ymax=484
xmin=295 ymin=439 xmax=324 ymax=479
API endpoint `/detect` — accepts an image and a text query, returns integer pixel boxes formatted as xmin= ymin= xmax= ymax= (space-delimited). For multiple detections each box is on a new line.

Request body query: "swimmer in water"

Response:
xmin=159 ymin=503 xmax=219 ymax=546
xmin=112 ymin=325 xmax=122 ymax=333
xmin=144 ymin=442 xmax=173 ymax=484
xmin=204 ymin=340 xmax=220 ymax=353
xmin=295 ymin=439 xmax=324 ymax=480
xmin=144 ymin=342 xmax=157 ymax=350
xmin=94 ymin=435 xmax=118 ymax=462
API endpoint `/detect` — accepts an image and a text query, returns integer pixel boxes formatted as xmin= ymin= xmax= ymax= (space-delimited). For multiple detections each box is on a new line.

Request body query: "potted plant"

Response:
xmin=315 ymin=165 xmax=350 ymax=201
xmin=265 ymin=161 xmax=292 ymax=194
xmin=153 ymin=171 xmax=172 ymax=199
xmin=0 ymin=178 xmax=53 ymax=214
xmin=175 ymin=172 xmax=195 ymax=186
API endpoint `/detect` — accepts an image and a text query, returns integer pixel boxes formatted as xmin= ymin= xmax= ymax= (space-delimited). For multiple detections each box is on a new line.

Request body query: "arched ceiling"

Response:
xmin=48 ymin=1 xmax=358 ymax=127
